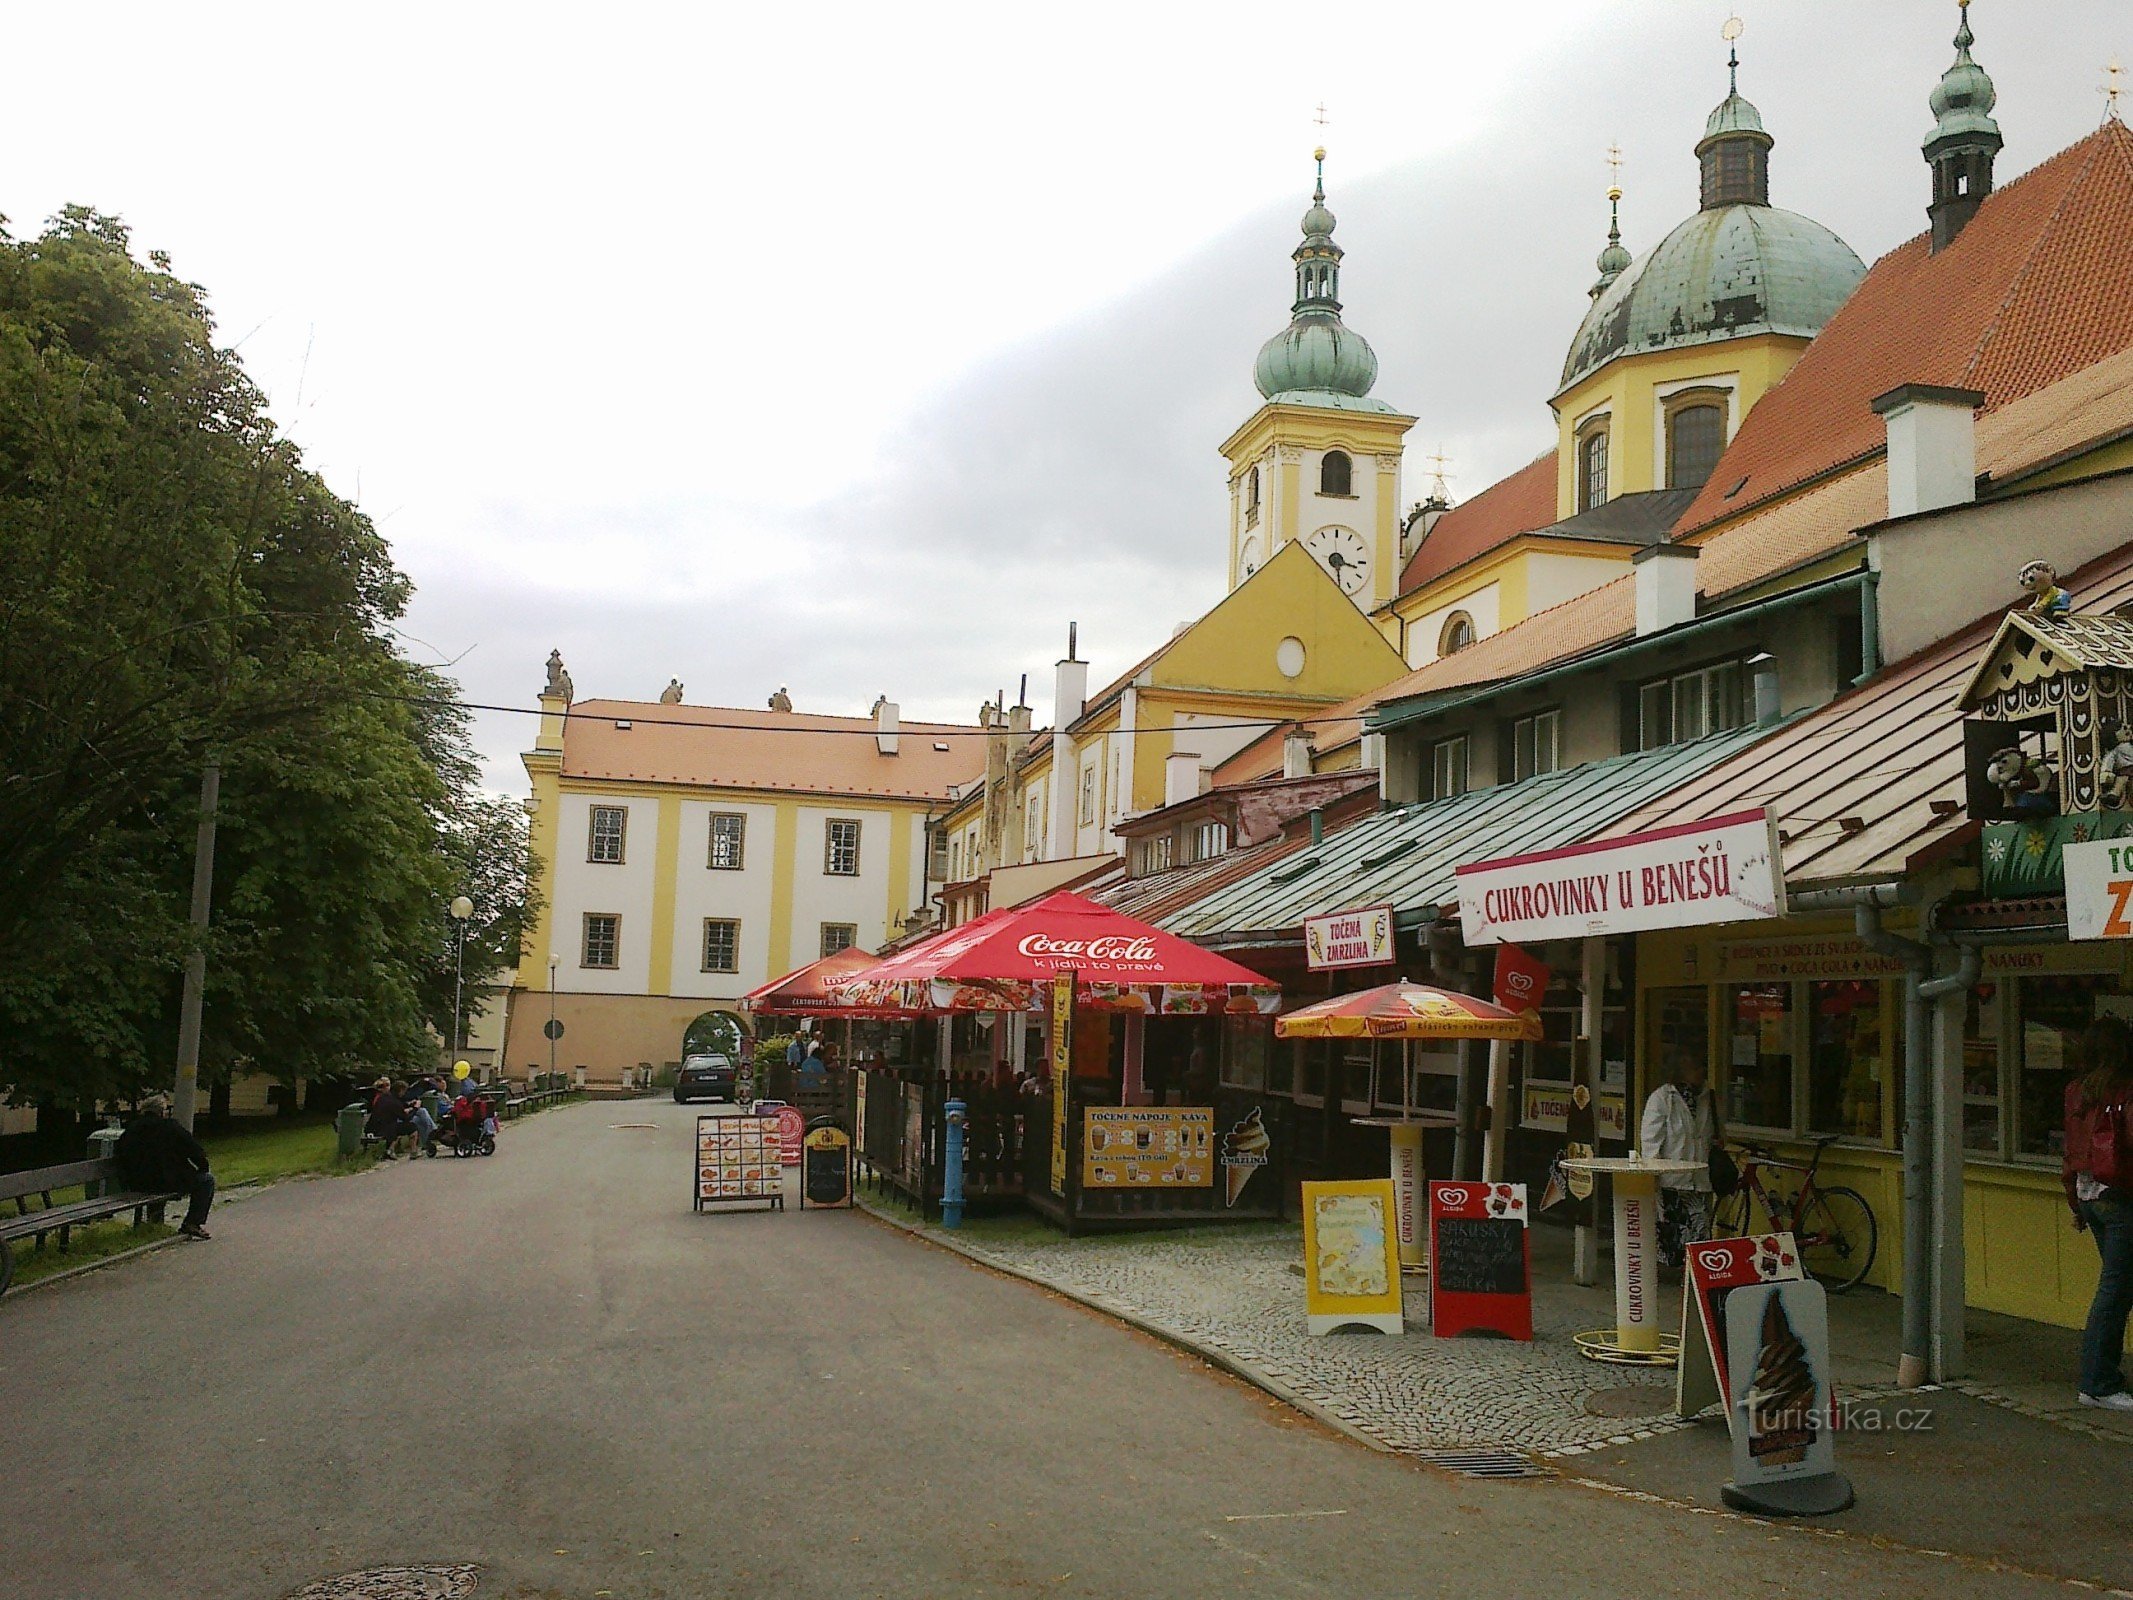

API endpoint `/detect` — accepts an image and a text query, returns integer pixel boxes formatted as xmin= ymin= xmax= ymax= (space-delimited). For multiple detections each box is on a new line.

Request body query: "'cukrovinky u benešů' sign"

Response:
xmin=1454 ymin=809 xmax=1786 ymax=946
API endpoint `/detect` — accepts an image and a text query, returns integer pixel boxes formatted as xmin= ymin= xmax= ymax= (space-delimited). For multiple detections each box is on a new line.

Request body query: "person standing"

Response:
xmin=115 ymin=1094 xmax=217 ymax=1240
xmin=1640 ymin=1050 xmax=1718 ymax=1275
xmin=2064 ymin=1015 xmax=2133 ymax=1411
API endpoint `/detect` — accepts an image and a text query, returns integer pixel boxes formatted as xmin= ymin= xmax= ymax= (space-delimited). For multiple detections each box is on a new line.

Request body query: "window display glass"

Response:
xmin=1221 ymin=1015 xmax=1268 ymax=1091
xmin=2016 ymin=974 xmax=2130 ymax=1159
xmin=1724 ymin=983 xmax=1795 ymax=1130
xmin=1961 ymin=982 xmax=2001 ymax=1155
xmin=1807 ymin=980 xmax=1887 ymax=1142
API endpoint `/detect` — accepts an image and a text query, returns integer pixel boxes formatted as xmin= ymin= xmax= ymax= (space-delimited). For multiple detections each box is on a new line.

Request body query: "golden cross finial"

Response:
xmin=1425 ymin=446 xmax=1453 ymax=498
xmin=2107 ymin=59 xmax=2125 ymax=122
xmin=1313 ymin=102 xmax=1331 ymax=130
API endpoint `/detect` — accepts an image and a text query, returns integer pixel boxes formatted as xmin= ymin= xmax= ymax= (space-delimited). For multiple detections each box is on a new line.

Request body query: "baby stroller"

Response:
xmin=444 ymin=1094 xmax=497 ymax=1158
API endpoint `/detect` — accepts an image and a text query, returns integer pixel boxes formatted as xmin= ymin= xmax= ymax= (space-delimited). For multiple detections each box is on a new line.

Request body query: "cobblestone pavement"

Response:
xmin=874 ymin=1211 xmax=1698 ymax=1458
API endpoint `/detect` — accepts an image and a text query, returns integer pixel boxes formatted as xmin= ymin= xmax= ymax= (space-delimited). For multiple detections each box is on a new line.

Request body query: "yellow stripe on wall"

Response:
xmin=648 ymin=794 xmax=682 ymax=995
xmin=768 ymin=800 xmax=799 ymax=978
xmin=887 ymin=805 xmax=913 ymax=935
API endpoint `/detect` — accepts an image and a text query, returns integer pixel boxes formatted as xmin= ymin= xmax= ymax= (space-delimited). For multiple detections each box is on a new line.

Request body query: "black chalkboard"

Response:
xmin=1433 ymin=1216 xmax=1528 ymax=1296
xmin=804 ymin=1140 xmax=850 ymax=1208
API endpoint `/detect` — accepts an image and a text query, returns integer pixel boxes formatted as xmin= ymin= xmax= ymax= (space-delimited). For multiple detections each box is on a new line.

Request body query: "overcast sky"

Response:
xmin=9 ymin=2 xmax=2127 ymax=787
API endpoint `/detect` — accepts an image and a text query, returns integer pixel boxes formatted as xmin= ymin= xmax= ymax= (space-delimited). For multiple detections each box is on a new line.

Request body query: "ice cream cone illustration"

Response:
xmin=1220 ymin=1107 xmax=1271 ymax=1207
xmin=1744 ymin=1291 xmax=1818 ymax=1466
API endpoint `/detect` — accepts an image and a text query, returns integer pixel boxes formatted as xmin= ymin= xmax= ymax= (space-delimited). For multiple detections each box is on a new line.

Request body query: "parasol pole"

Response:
xmin=1482 ymin=1039 xmax=1510 ymax=1183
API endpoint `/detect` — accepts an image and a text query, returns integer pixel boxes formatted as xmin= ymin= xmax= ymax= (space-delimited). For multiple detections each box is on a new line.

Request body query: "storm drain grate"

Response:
xmin=1414 ymin=1448 xmax=1552 ymax=1480
xmin=287 ymin=1567 xmax=478 ymax=1599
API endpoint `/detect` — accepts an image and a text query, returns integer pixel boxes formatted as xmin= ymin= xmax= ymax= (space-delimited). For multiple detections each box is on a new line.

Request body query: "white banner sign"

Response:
xmin=2064 ymin=837 xmax=2133 ymax=940
xmin=1454 ymin=808 xmax=1786 ymax=946
xmin=1303 ymin=904 xmax=1395 ymax=970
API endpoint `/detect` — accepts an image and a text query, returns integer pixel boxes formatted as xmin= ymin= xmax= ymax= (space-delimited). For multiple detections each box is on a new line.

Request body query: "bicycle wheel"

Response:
xmin=1797 ymin=1185 xmax=1878 ymax=1292
xmin=1710 ymin=1186 xmax=1752 ymax=1238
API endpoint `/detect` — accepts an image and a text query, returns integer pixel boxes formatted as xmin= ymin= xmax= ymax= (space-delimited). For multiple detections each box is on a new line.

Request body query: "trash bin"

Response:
xmin=335 ymin=1102 xmax=367 ymax=1158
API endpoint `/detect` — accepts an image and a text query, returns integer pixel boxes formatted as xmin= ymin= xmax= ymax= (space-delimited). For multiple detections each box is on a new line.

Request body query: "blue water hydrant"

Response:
xmin=942 ymin=1098 xmax=967 ymax=1230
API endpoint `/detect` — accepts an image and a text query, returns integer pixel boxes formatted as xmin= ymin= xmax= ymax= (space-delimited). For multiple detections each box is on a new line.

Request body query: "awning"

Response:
xmin=830 ymin=890 xmax=1280 ymax=1014
xmin=1274 ymin=981 xmax=1542 ymax=1041
xmin=737 ymin=946 xmax=888 ymax=1017
xmin=1163 ymin=725 xmax=1773 ymax=944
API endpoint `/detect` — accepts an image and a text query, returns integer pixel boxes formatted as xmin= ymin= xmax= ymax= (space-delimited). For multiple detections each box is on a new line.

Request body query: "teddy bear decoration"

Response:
xmin=2019 ymin=559 xmax=2072 ymax=616
xmin=1986 ymin=746 xmax=2059 ymax=815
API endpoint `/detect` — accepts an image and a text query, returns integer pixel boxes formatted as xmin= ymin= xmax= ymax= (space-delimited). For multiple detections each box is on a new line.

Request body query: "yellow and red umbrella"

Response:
xmin=1274 ymin=980 xmax=1542 ymax=1041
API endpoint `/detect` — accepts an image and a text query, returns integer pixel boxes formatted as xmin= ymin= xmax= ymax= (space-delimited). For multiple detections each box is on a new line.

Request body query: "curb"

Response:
xmin=853 ymin=1196 xmax=1392 ymax=1456
xmin=5 ymin=1231 xmax=190 ymax=1299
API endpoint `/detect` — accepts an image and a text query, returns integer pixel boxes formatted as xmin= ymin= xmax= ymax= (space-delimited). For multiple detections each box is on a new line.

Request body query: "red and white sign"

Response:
xmin=1428 ymin=1180 xmax=1534 ymax=1342
xmin=1678 ymin=1233 xmax=1803 ymax=1427
xmin=775 ymin=1105 xmax=805 ymax=1167
xmin=1454 ymin=808 xmax=1787 ymax=946
xmin=1303 ymin=905 xmax=1395 ymax=971
xmin=1491 ymin=944 xmax=1551 ymax=1012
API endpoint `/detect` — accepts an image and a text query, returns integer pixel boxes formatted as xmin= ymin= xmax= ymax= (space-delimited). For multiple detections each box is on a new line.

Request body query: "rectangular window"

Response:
xmin=825 ymin=818 xmax=862 ymax=876
xmin=1722 ymin=982 xmax=1795 ymax=1130
xmin=587 ymin=805 xmax=627 ymax=864
xmin=1188 ymin=820 xmax=1228 ymax=863
xmin=1430 ymin=735 xmax=1469 ymax=800
xmin=1512 ymin=709 xmax=1561 ymax=782
xmin=1136 ymin=835 xmax=1174 ymax=875
xmin=707 ymin=812 xmax=746 ymax=871
xmin=1221 ymin=1015 xmax=1268 ymax=1091
xmin=701 ymin=918 xmax=739 ymax=974
xmin=1807 ymin=980 xmax=1887 ymax=1142
xmin=1639 ymin=661 xmax=1747 ymax=750
xmin=1579 ymin=427 xmax=1609 ymax=512
xmin=1079 ymin=764 xmax=1098 ymax=825
xmin=820 ymin=922 xmax=857 ymax=958
xmin=1960 ymin=982 xmax=2002 ymax=1155
xmin=581 ymin=913 xmax=620 ymax=969
xmin=2015 ymin=974 xmax=2130 ymax=1159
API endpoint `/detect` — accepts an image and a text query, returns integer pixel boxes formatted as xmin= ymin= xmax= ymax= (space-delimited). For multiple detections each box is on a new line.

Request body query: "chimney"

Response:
xmin=1871 ymin=384 xmax=1984 ymax=519
xmin=1632 ymin=544 xmax=1700 ymax=636
xmin=1164 ymin=751 xmax=1205 ymax=807
xmin=1053 ymin=622 xmax=1089 ymax=729
xmin=874 ymin=698 xmax=900 ymax=756
xmin=1282 ymin=727 xmax=1314 ymax=780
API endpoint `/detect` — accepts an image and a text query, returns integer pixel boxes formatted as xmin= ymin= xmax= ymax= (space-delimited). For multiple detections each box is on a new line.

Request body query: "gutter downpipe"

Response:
xmin=1855 ymin=569 xmax=1882 ymax=686
xmin=1424 ymin=920 xmax=1478 ymax=1180
xmin=1918 ymin=917 xmax=1980 ymax=1382
xmin=1852 ymin=887 xmax=1934 ymax=1389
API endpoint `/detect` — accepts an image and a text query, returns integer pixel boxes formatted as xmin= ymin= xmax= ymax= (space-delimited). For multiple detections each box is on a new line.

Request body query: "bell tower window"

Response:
xmin=1245 ymin=466 xmax=1261 ymax=527
xmin=1320 ymin=450 xmax=1352 ymax=497
xmin=1665 ymin=396 xmax=1727 ymax=490
xmin=1577 ymin=422 xmax=1610 ymax=512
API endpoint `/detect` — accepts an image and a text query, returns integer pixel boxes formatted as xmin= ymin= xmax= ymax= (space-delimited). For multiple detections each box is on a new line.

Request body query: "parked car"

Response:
xmin=674 ymin=1054 xmax=739 ymax=1104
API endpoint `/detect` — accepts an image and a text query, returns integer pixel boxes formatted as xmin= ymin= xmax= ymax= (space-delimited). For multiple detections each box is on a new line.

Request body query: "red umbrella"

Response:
xmin=830 ymin=891 xmax=1279 ymax=1014
xmin=738 ymin=946 xmax=885 ymax=1017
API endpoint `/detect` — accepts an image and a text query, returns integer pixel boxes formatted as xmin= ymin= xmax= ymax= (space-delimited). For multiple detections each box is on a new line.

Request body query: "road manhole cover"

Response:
xmin=1582 ymin=1385 xmax=1674 ymax=1419
xmin=288 ymin=1566 xmax=478 ymax=1599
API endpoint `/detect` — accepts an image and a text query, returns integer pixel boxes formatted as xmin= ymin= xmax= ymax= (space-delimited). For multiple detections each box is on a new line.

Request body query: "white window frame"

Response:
xmin=1430 ymin=735 xmax=1470 ymax=800
xmin=1512 ymin=709 xmax=1561 ymax=783
xmin=701 ymin=918 xmax=740 ymax=974
xmin=825 ymin=817 xmax=862 ymax=876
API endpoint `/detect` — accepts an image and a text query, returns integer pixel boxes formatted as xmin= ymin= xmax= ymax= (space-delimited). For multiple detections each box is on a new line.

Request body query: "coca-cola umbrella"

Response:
xmin=829 ymin=890 xmax=1279 ymax=1014
xmin=737 ymin=945 xmax=902 ymax=1019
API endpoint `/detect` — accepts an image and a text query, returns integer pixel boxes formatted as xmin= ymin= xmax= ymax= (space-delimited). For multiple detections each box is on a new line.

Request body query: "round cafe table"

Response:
xmin=1350 ymin=1113 xmax=1455 ymax=1272
xmin=1558 ymin=1155 xmax=1706 ymax=1365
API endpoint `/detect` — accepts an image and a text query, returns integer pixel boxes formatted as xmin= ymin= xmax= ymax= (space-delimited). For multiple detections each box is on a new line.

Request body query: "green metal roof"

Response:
xmin=1161 ymin=725 xmax=1774 ymax=943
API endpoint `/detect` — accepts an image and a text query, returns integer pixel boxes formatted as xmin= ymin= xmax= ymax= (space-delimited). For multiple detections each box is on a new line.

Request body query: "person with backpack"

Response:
xmin=2065 ymin=1015 xmax=2133 ymax=1411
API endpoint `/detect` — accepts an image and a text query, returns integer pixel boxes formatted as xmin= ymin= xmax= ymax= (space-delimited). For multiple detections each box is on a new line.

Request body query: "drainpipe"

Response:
xmin=1853 ymin=888 xmax=1936 ymax=1389
xmin=1855 ymin=570 xmax=1882 ymax=686
xmin=1918 ymin=923 xmax=1980 ymax=1382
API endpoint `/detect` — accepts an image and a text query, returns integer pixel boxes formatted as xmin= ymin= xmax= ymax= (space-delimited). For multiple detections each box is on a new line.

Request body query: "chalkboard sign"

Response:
xmin=1433 ymin=1216 xmax=1527 ymax=1295
xmin=802 ymin=1122 xmax=852 ymax=1210
xmin=1428 ymin=1181 xmax=1533 ymax=1341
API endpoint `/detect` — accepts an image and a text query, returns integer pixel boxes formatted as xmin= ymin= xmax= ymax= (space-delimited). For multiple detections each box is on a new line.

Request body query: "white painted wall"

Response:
xmin=668 ymin=799 xmax=779 ymax=1000
xmin=551 ymin=793 xmax=657 ymax=993
xmin=788 ymin=806 xmax=893 ymax=973
xmin=1525 ymin=550 xmax=1633 ymax=614
xmin=1171 ymin=710 xmax=1281 ymax=773
xmin=1406 ymin=584 xmax=1502 ymax=667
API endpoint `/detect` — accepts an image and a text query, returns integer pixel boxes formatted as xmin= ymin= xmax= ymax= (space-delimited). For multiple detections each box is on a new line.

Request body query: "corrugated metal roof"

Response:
xmin=1598 ymin=537 xmax=2133 ymax=886
xmin=1093 ymin=836 xmax=1308 ymax=925
xmin=1163 ymin=726 xmax=1772 ymax=942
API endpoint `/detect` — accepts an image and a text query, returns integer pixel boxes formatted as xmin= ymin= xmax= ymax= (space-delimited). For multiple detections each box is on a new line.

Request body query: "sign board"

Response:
xmin=1454 ymin=808 xmax=1786 ymax=946
xmin=1049 ymin=973 xmax=1073 ymax=1195
xmin=1302 ymin=1179 xmax=1404 ymax=1336
xmin=1082 ymin=1107 xmax=1213 ymax=1189
xmin=1491 ymin=943 xmax=1551 ymax=1013
xmin=543 ymin=1018 xmax=565 ymax=1041
xmin=2065 ymin=837 xmax=2133 ymax=940
xmin=693 ymin=1113 xmax=784 ymax=1212
xmin=802 ymin=1122 xmax=853 ymax=1209
xmin=1428 ymin=1181 xmax=1533 ymax=1341
xmin=1724 ymin=1279 xmax=1847 ymax=1510
xmin=774 ymin=1105 xmax=805 ymax=1166
xmin=1303 ymin=904 xmax=1395 ymax=971
xmin=1521 ymin=1082 xmax=1628 ymax=1140
xmin=1219 ymin=1107 xmax=1271 ymax=1208
xmin=1678 ymin=1233 xmax=1802 ymax=1424
xmin=1388 ymin=1123 xmax=1426 ymax=1269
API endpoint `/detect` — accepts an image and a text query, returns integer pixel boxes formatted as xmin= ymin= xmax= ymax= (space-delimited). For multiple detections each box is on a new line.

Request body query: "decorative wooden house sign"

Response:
xmin=1959 ymin=610 xmax=2133 ymax=819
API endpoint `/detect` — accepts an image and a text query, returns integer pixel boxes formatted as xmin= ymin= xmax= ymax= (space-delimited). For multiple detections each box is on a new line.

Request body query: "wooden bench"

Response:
xmin=0 ymin=1158 xmax=182 ymax=1297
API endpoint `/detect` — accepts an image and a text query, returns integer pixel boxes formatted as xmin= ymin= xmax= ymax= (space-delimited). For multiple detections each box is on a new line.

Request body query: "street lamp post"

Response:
xmin=448 ymin=894 xmax=474 ymax=1064
xmin=547 ymin=953 xmax=560 ymax=1087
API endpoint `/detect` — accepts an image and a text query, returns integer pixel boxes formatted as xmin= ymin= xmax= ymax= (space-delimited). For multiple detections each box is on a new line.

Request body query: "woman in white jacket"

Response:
xmin=1640 ymin=1050 xmax=1719 ymax=1273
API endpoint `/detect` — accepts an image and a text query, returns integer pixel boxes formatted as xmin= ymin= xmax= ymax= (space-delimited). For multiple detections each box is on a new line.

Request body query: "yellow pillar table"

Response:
xmin=1558 ymin=1155 xmax=1706 ymax=1366
xmin=1350 ymin=1113 xmax=1455 ymax=1272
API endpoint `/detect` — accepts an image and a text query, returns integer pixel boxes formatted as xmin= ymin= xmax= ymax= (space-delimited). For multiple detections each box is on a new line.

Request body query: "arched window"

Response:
xmin=1666 ymin=400 xmax=1726 ymax=490
xmin=1245 ymin=466 xmax=1261 ymax=525
xmin=1577 ymin=424 xmax=1610 ymax=512
xmin=1320 ymin=450 xmax=1353 ymax=497
xmin=1439 ymin=612 xmax=1477 ymax=656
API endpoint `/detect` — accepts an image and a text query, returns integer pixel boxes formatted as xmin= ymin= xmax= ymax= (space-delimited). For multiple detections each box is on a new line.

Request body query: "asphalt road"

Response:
xmin=0 ymin=1101 xmax=2082 ymax=1599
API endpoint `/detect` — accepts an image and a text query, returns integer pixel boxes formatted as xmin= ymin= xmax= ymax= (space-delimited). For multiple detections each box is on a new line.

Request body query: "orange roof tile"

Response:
xmin=558 ymin=699 xmax=986 ymax=800
xmin=1678 ymin=122 xmax=2133 ymax=539
xmin=1210 ymin=683 xmax=1382 ymax=785
xmin=1396 ymin=452 xmax=1557 ymax=593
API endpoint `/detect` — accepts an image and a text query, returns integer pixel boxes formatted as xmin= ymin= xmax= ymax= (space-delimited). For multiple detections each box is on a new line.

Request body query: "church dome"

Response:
xmin=1255 ymin=313 xmax=1379 ymax=401
xmin=1702 ymin=90 xmax=1767 ymax=144
xmin=1559 ymin=204 xmax=1864 ymax=392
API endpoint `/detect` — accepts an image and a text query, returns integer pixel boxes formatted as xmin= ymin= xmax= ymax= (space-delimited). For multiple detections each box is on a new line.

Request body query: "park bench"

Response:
xmin=0 ymin=1158 xmax=182 ymax=1297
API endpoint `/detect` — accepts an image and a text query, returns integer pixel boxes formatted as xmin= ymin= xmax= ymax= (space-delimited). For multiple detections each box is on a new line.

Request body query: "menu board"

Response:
xmin=1300 ymin=1179 xmax=1404 ymax=1335
xmin=1081 ymin=1107 xmax=1214 ymax=1189
xmin=1428 ymin=1181 xmax=1532 ymax=1341
xmin=694 ymin=1113 xmax=785 ymax=1211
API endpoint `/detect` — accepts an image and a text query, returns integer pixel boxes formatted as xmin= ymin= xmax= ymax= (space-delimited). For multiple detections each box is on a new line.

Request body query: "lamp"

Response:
xmin=448 ymin=895 xmax=475 ymax=1067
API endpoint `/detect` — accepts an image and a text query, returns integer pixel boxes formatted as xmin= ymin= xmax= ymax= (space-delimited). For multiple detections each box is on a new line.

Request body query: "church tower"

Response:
xmin=1220 ymin=151 xmax=1414 ymax=611
xmin=1924 ymin=0 xmax=2001 ymax=252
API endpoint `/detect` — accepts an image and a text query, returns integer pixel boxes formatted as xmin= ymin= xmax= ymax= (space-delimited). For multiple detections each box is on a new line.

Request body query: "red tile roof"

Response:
xmin=1678 ymin=122 xmax=2133 ymax=539
xmin=1395 ymin=452 xmax=1557 ymax=593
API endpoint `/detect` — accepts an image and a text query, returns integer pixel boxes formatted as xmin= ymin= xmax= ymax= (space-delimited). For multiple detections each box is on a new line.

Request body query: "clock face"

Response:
xmin=1303 ymin=525 xmax=1372 ymax=596
xmin=1238 ymin=534 xmax=1263 ymax=580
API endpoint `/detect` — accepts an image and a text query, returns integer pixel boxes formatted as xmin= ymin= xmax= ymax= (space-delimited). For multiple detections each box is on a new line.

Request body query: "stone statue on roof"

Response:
xmin=543 ymin=649 xmax=574 ymax=703
xmin=870 ymin=694 xmax=888 ymax=716
xmin=660 ymin=678 xmax=684 ymax=704
xmin=768 ymin=686 xmax=793 ymax=712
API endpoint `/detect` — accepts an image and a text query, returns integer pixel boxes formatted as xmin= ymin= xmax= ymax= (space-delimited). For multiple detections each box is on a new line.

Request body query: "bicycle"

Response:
xmin=1711 ymin=1133 xmax=1879 ymax=1293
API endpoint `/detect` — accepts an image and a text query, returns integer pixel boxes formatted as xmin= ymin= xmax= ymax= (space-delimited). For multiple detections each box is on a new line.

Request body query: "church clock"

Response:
xmin=1302 ymin=525 xmax=1372 ymax=596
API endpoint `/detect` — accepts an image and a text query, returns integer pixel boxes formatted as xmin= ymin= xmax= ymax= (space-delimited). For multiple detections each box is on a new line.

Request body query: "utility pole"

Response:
xmin=171 ymin=761 xmax=221 ymax=1131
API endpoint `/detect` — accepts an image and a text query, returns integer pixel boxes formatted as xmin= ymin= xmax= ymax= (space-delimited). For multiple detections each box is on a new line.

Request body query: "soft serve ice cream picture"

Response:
xmin=1743 ymin=1290 xmax=1819 ymax=1466
xmin=1221 ymin=1107 xmax=1271 ymax=1207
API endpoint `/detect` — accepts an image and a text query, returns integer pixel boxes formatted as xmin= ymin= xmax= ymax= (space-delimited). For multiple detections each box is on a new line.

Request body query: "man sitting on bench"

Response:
xmin=116 ymin=1094 xmax=217 ymax=1241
